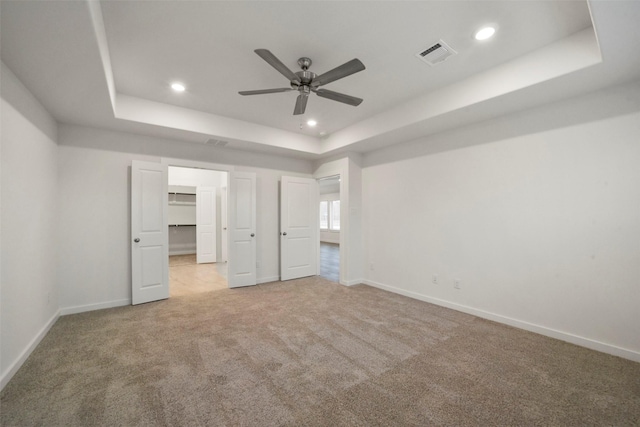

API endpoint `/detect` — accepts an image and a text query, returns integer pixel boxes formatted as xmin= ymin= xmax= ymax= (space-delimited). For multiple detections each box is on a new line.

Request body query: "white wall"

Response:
xmin=57 ymin=124 xmax=313 ymax=312
xmin=169 ymin=166 xmax=227 ymax=188
xmin=320 ymin=192 xmax=340 ymax=244
xmin=167 ymin=226 xmax=196 ymax=256
xmin=1 ymin=62 xmax=59 ymax=388
xmin=362 ymin=81 xmax=640 ymax=361
xmin=347 ymin=156 xmax=363 ymax=282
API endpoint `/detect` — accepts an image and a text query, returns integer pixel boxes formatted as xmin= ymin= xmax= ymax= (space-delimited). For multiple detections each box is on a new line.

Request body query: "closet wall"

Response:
xmin=168 ymin=166 xmax=227 ymax=258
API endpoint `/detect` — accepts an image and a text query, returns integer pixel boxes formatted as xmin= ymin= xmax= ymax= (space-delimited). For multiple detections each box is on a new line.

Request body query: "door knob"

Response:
xmin=283 ymin=232 xmax=287 ymax=236
xmin=250 ymin=233 xmax=255 ymax=237
xmin=134 ymin=238 xmax=140 ymax=243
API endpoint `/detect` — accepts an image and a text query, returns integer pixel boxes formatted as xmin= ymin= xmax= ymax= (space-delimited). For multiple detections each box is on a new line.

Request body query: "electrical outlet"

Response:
xmin=454 ymin=279 xmax=461 ymax=290
xmin=432 ymin=274 xmax=438 ymax=284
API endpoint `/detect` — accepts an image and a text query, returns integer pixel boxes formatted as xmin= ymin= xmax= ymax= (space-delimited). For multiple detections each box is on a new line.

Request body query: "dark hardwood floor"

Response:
xmin=320 ymin=242 xmax=339 ymax=283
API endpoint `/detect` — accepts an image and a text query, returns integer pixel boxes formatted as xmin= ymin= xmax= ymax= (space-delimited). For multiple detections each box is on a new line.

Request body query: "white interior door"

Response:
xmin=221 ymin=186 xmax=228 ymax=263
xmin=131 ymin=160 xmax=169 ymax=305
xmin=228 ymin=172 xmax=257 ymax=288
xmin=280 ymin=176 xmax=318 ymax=281
xmin=196 ymin=186 xmax=216 ymax=264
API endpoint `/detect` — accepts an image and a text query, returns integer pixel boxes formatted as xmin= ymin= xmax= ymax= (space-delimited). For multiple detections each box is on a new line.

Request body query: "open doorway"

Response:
xmin=167 ymin=166 xmax=229 ymax=296
xmin=318 ymin=175 xmax=341 ymax=283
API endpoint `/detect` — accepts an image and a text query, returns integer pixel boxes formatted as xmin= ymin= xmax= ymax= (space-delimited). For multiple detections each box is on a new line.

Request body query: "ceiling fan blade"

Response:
xmin=254 ymin=49 xmax=301 ymax=83
xmin=311 ymin=58 xmax=365 ymax=87
xmin=293 ymin=93 xmax=309 ymax=115
xmin=314 ymin=89 xmax=363 ymax=106
xmin=239 ymin=88 xmax=294 ymax=96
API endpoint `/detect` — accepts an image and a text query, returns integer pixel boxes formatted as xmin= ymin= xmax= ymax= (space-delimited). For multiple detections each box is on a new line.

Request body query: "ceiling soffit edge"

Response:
xmin=88 ymin=1 xmax=600 ymax=158
xmin=321 ymin=27 xmax=601 ymax=154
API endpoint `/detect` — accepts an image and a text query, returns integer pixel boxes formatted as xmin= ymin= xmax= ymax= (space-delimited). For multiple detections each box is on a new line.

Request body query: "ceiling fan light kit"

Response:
xmin=239 ymin=49 xmax=366 ymax=115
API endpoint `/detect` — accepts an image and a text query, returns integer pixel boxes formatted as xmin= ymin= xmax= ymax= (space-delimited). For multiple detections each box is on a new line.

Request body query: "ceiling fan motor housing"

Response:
xmin=292 ymin=59 xmax=316 ymax=92
xmin=296 ymin=70 xmax=316 ymax=83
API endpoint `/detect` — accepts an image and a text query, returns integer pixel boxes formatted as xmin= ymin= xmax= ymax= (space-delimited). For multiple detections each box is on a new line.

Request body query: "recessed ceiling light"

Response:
xmin=171 ymin=82 xmax=186 ymax=92
xmin=475 ymin=27 xmax=496 ymax=41
xmin=307 ymin=119 xmax=317 ymax=127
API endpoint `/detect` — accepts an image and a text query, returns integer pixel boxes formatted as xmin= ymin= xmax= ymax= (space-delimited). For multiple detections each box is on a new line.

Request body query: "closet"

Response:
xmin=168 ymin=185 xmax=198 ymax=257
xmin=167 ymin=167 xmax=227 ymax=263
xmin=168 ymin=185 xmax=196 ymax=226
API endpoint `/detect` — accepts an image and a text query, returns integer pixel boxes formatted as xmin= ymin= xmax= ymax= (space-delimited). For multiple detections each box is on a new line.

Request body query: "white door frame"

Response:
xmin=220 ymin=186 xmax=228 ymax=263
xmin=314 ymin=169 xmax=347 ymax=286
xmin=161 ymin=158 xmax=233 ymax=286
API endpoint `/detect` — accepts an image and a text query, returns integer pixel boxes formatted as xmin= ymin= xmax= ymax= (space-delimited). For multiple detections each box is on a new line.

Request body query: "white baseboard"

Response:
xmin=257 ymin=276 xmax=280 ymax=285
xmin=363 ymin=279 xmax=640 ymax=363
xmin=168 ymin=249 xmax=196 ymax=256
xmin=1 ymin=310 xmax=60 ymax=391
xmin=60 ymin=298 xmax=130 ymax=316
xmin=342 ymin=278 xmax=363 ymax=287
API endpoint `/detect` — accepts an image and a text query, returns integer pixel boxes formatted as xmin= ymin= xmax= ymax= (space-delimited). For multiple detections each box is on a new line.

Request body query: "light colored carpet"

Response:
xmin=1 ymin=277 xmax=639 ymax=426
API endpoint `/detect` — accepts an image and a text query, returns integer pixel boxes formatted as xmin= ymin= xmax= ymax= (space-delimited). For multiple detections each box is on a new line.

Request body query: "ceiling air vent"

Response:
xmin=416 ymin=40 xmax=457 ymax=66
xmin=205 ymin=138 xmax=228 ymax=148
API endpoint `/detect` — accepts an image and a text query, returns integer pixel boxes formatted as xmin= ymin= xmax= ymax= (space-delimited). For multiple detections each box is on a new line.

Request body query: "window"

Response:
xmin=320 ymin=199 xmax=340 ymax=231
xmin=330 ymin=200 xmax=340 ymax=231
xmin=319 ymin=201 xmax=329 ymax=230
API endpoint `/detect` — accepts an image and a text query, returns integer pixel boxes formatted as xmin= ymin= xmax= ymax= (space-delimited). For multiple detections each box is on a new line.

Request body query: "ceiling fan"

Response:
xmin=239 ymin=49 xmax=366 ymax=115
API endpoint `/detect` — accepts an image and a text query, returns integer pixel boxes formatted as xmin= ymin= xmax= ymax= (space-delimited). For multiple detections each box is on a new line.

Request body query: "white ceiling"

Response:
xmin=2 ymin=1 xmax=640 ymax=160
xmin=100 ymin=1 xmax=591 ymax=137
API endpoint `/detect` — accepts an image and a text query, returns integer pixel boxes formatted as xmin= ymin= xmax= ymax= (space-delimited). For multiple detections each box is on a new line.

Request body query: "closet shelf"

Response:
xmin=168 ymin=201 xmax=196 ymax=206
xmin=169 ymin=224 xmax=195 ymax=227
